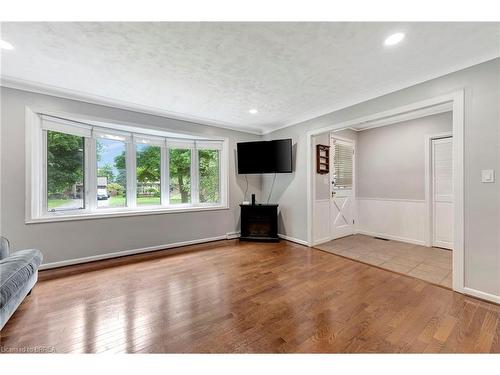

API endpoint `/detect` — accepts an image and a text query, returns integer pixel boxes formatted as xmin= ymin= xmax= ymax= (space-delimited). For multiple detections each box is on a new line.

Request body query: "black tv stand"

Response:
xmin=239 ymin=204 xmax=279 ymax=242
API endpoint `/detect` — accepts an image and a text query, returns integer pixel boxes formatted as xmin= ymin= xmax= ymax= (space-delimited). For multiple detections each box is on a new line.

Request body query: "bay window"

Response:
xmin=27 ymin=111 xmax=228 ymax=222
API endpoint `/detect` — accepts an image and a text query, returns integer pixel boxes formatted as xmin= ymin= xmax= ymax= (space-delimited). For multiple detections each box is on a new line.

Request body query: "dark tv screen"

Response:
xmin=237 ymin=139 xmax=292 ymax=174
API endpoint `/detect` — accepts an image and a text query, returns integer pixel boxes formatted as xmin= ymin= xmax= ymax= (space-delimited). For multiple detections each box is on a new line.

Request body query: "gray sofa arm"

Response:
xmin=0 ymin=236 xmax=10 ymax=260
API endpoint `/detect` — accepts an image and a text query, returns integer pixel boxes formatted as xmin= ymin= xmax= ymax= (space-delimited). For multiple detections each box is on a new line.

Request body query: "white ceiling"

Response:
xmin=1 ymin=22 xmax=499 ymax=134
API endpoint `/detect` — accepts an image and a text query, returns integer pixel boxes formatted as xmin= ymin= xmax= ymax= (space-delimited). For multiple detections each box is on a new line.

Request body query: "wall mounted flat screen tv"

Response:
xmin=237 ymin=139 xmax=293 ymax=174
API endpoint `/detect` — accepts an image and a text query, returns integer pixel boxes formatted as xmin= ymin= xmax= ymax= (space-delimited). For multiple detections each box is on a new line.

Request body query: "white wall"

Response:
xmin=357 ymin=112 xmax=452 ymax=200
xmin=0 ymin=87 xmax=262 ymax=265
xmin=354 ymin=112 xmax=452 ymax=245
xmin=356 ymin=198 xmax=427 ymax=245
xmin=263 ymin=58 xmax=500 ymax=298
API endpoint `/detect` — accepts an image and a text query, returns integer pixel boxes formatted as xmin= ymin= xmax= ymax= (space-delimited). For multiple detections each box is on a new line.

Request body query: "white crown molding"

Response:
xmin=347 ymin=102 xmax=452 ymax=132
xmin=0 ymin=75 xmax=263 ymax=135
xmin=3 ymin=55 xmax=498 ymax=137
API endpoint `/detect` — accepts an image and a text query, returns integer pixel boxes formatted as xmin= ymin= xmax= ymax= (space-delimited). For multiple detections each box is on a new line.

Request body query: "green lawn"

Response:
xmin=107 ymin=196 xmax=162 ymax=207
xmin=106 ymin=195 xmax=183 ymax=207
xmin=47 ymin=199 xmax=72 ymax=209
xmin=48 ymin=195 xmax=184 ymax=209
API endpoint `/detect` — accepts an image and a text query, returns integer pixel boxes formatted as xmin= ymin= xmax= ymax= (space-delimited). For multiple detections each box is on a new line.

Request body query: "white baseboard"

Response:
xmin=356 ymin=230 xmax=426 ymax=246
xmin=312 ymin=237 xmax=332 ymax=246
xmin=226 ymin=231 xmax=241 ymax=239
xmin=463 ymin=287 xmax=500 ymax=304
xmin=278 ymin=233 xmax=310 ymax=246
xmin=39 ymin=234 xmax=231 ymax=270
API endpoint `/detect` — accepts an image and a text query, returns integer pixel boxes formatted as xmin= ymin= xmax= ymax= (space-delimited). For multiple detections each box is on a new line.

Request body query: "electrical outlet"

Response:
xmin=481 ymin=169 xmax=495 ymax=183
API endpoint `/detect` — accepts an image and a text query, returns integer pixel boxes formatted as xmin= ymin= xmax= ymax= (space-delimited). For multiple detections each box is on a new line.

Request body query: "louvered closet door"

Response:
xmin=432 ymin=137 xmax=453 ymax=250
xmin=330 ymin=138 xmax=355 ymax=240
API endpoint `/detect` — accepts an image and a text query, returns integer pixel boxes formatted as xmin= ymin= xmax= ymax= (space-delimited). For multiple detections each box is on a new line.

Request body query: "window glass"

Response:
xmin=47 ymin=131 xmax=85 ymax=212
xmin=136 ymin=144 xmax=161 ymax=206
xmin=96 ymin=138 xmax=127 ymax=208
xmin=332 ymin=141 xmax=353 ymax=190
xmin=169 ymin=149 xmax=191 ymax=204
xmin=198 ymin=149 xmax=220 ymax=203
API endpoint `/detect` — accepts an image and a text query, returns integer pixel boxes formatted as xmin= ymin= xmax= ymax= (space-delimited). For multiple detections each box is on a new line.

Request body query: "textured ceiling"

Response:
xmin=1 ymin=22 xmax=499 ymax=134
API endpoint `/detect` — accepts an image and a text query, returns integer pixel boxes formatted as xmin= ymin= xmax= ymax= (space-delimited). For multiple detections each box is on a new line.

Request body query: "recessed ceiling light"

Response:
xmin=0 ymin=39 xmax=14 ymax=50
xmin=249 ymin=109 xmax=258 ymax=114
xmin=384 ymin=32 xmax=405 ymax=46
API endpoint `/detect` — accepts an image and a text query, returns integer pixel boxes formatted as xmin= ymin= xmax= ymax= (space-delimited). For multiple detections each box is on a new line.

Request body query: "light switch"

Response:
xmin=481 ymin=169 xmax=495 ymax=183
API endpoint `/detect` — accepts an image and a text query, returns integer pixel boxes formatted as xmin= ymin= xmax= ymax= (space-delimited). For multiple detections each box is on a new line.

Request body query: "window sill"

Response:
xmin=26 ymin=204 xmax=230 ymax=224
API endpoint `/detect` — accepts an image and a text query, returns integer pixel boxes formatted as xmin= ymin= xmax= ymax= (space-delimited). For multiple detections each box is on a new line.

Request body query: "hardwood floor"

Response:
xmin=0 ymin=240 xmax=498 ymax=353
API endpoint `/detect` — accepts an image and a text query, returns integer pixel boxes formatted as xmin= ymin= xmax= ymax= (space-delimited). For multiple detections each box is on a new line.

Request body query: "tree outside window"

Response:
xmin=136 ymin=144 xmax=161 ymax=206
xmin=46 ymin=131 xmax=85 ymax=211
xmin=169 ymin=149 xmax=191 ymax=204
xmin=198 ymin=149 xmax=220 ymax=203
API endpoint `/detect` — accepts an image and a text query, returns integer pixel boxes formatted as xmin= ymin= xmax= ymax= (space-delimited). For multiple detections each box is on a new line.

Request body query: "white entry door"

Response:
xmin=432 ymin=137 xmax=453 ymax=249
xmin=330 ymin=137 xmax=355 ymax=240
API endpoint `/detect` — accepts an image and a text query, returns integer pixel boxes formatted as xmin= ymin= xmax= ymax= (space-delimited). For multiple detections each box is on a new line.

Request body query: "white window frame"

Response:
xmin=25 ymin=108 xmax=229 ymax=223
xmin=197 ymin=146 xmax=223 ymax=205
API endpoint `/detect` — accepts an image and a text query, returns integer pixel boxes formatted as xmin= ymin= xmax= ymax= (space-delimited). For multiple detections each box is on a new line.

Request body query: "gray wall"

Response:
xmin=0 ymin=87 xmax=262 ymax=264
xmin=1 ymin=59 xmax=499 ymax=298
xmin=263 ymin=58 xmax=500 ymax=297
xmin=357 ymin=112 xmax=452 ymax=200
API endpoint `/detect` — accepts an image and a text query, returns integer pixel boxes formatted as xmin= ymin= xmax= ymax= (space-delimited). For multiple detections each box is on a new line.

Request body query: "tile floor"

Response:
xmin=314 ymin=234 xmax=452 ymax=288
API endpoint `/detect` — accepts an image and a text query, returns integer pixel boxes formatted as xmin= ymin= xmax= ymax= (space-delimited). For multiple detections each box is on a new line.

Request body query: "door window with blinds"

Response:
xmin=331 ymin=139 xmax=354 ymax=190
xmin=29 ymin=113 xmax=228 ymax=221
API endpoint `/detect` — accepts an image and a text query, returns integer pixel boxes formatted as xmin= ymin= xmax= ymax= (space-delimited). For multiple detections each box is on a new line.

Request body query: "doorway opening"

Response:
xmin=307 ymin=91 xmax=464 ymax=293
xmin=426 ymin=134 xmax=454 ymax=250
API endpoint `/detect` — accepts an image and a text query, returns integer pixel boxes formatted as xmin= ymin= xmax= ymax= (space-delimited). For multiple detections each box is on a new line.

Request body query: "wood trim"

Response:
xmin=315 ymin=144 xmax=330 ymax=174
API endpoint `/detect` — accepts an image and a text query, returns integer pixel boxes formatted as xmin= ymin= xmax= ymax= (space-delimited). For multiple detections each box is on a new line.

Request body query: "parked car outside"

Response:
xmin=97 ymin=188 xmax=109 ymax=200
